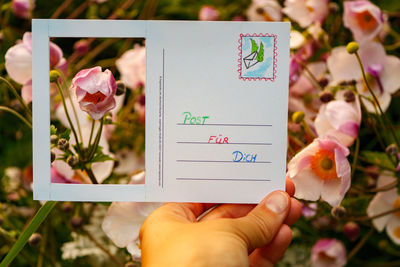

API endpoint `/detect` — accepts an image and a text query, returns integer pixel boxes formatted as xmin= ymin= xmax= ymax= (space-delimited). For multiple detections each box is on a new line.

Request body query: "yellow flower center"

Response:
xmin=82 ymin=91 xmax=106 ymax=104
xmin=356 ymin=10 xmax=378 ymax=31
xmin=393 ymin=197 xmax=400 ymax=217
xmin=394 ymin=226 xmax=400 ymax=239
xmin=310 ymin=149 xmax=338 ymax=180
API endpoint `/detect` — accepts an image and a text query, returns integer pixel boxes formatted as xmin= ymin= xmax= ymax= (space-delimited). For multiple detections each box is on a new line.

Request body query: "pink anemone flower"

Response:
xmin=71 ymin=66 xmax=117 ymax=120
xmin=283 ymin=0 xmax=329 ymax=28
xmin=311 ymin=238 xmax=347 ymax=267
xmin=367 ymin=174 xmax=400 ymax=245
xmin=343 ymin=0 xmax=384 ymax=43
xmin=287 ymin=137 xmax=351 ymax=207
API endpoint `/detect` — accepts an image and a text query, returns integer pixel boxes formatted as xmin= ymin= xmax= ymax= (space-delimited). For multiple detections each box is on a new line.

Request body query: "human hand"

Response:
xmin=139 ymin=178 xmax=302 ymax=267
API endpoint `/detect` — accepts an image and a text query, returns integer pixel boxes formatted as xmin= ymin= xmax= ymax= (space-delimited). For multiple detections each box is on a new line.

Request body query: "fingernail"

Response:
xmin=265 ymin=191 xmax=288 ymax=214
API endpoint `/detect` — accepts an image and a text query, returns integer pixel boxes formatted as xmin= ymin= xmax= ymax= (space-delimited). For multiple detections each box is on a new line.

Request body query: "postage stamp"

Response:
xmin=238 ymin=33 xmax=277 ymax=81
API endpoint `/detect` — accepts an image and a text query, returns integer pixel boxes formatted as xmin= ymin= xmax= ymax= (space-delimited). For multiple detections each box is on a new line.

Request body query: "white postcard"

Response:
xmin=32 ymin=19 xmax=290 ymax=203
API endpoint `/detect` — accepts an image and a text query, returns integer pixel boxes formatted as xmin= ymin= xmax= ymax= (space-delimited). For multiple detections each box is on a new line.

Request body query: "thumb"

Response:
xmin=230 ymin=191 xmax=290 ymax=252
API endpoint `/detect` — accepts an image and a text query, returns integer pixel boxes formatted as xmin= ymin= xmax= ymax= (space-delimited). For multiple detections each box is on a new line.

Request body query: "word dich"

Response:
xmin=232 ymin=151 xmax=257 ymax=162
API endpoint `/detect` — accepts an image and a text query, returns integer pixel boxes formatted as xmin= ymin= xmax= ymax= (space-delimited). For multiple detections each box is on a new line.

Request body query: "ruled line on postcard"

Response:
xmin=176 ymin=141 xmax=272 ymax=145
xmin=176 ymin=160 xmax=272 ymax=163
xmin=176 ymin=123 xmax=272 ymax=127
xmin=176 ymin=178 xmax=270 ymax=181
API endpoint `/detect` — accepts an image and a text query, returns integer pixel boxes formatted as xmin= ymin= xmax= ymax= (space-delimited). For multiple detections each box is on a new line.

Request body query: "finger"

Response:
xmin=229 ymin=191 xmax=290 ymax=252
xmin=249 ymin=224 xmax=292 ymax=267
xmin=153 ymin=202 xmax=217 ymax=223
xmin=283 ymin=198 xmax=302 ymax=226
xmin=199 ymin=204 xmax=256 ymax=221
xmin=286 ymin=178 xmax=295 ymax=197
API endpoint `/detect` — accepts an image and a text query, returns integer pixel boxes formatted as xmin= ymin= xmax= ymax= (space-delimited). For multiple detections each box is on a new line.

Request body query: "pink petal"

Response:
xmin=380 ymin=56 xmax=400 ymax=94
xmin=312 ymin=238 xmax=347 ymax=267
xmin=49 ymin=41 xmax=63 ymax=68
xmin=338 ymin=121 xmax=360 ymax=138
xmin=367 ymin=193 xmax=393 ymax=232
xmin=5 ymin=42 xmax=32 ymax=84
xmin=321 ymin=177 xmax=345 ymax=207
xmin=21 ymin=80 xmax=32 ymax=103
xmin=386 ymin=216 xmax=400 ymax=246
xmin=334 ymin=148 xmax=351 ymax=184
xmin=327 ymin=46 xmax=360 ymax=84
xmin=292 ymin=168 xmax=323 ymax=202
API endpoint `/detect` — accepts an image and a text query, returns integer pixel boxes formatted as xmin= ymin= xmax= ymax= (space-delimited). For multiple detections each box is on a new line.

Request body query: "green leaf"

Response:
xmin=256 ymin=42 xmax=264 ymax=62
xmin=50 ymin=124 xmax=57 ymax=135
xmin=60 ymin=129 xmax=71 ymax=141
xmin=251 ymin=39 xmax=258 ymax=54
xmin=360 ymin=151 xmax=396 ymax=170
xmin=91 ymin=145 xmax=115 ymax=163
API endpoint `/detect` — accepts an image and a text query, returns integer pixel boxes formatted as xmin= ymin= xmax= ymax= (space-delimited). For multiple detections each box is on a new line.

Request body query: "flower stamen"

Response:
xmin=82 ymin=91 xmax=107 ymax=104
xmin=356 ymin=10 xmax=378 ymax=31
xmin=310 ymin=149 xmax=338 ymax=180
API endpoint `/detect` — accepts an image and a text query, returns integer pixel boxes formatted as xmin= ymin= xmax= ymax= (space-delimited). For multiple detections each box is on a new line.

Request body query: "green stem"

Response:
xmin=351 ymin=137 xmax=360 ymax=178
xmin=0 ymin=202 xmax=57 ymax=267
xmin=55 ymin=81 xmax=82 ymax=156
xmin=0 ymin=106 xmax=32 ymax=128
xmin=87 ymin=117 xmax=103 ymax=161
xmin=0 ymin=76 xmax=32 ymax=120
xmin=83 ymin=165 xmax=98 ymax=184
xmin=67 ymin=92 xmax=83 ymax=144
xmin=347 ymin=228 xmax=374 ymax=261
xmin=354 ymin=52 xmax=400 ymax=148
xmin=88 ymin=119 xmax=95 ymax=148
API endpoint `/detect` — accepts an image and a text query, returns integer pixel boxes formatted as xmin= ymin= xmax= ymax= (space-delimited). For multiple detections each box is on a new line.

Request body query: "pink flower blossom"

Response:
xmin=71 ymin=66 xmax=117 ymax=120
xmin=51 ymin=166 xmax=81 ymax=184
xmin=327 ymin=41 xmax=400 ymax=112
xmin=367 ymin=174 xmax=400 ymax=245
xmin=116 ymin=44 xmax=146 ymax=90
xmin=246 ymin=0 xmax=282 ymax=21
xmin=283 ymin=0 xmax=329 ymax=28
xmin=287 ymin=137 xmax=351 ymax=207
xmin=302 ymin=202 xmax=317 ymax=218
xmin=315 ymin=93 xmax=362 ymax=147
xmin=12 ymin=0 xmax=35 ymax=19
xmin=134 ymin=93 xmax=145 ymax=124
xmin=5 ymin=32 xmax=66 ymax=103
xmin=343 ymin=1 xmax=383 ymax=43
xmin=311 ymin=238 xmax=347 ymax=267
xmin=199 ymin=5 xmax=219 ymax=21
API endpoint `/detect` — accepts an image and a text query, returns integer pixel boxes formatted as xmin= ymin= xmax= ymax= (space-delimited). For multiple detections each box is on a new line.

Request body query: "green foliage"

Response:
xmin=91 ymin=146 xmax=115 ymax=163
xmin=251 ymin=39 xmax=258 ymax=53
xmin=50 ymin=124 xmax=57 ymax=135
xmin=256 ymin=42 xmax=264 ymax=62
xmin=60 ymin=129 xmax=71 ymax=141
xmin=360 ymin=151 xmax=396 ymax=170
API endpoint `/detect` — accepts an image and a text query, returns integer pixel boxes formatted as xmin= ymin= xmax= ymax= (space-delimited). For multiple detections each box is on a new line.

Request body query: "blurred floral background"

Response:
xmin=1 ymin=0 xmax=400 ymax=266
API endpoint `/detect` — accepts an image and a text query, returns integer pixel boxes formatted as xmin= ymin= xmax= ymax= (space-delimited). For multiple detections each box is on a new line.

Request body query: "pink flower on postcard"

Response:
xmin=116 ymin=44 xmax=146 ymax=90
xmin=315 ymin=94 xmax=362 ymax=147
xmin=12 ymin=0 xmax=35 ymax=19
xmin=283 ymin=0 xmax=329 ymax=28
xmin=246 ymin=0 xmax=282 ymax=21
xmin=311 ymin=238 xmax=347 ymax=267
xmin=199 ymin=5 xmax=219 ymax=21
xmin=5 ymin=32 xmax=67 ymax=103
xmin=343 ymin=1 xmax=383 ymax=43
xmin=71 ymin=66 xmax=117 ymax=120
xmin=287 ymin=137 xmax=351 ymax=207
xmin=367 ymin=174 xmax=400 ymax=245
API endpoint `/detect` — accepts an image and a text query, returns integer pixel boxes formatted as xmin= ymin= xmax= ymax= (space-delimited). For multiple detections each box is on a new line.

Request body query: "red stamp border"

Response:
xmin=238 ymin=33 xmax=278 ymax=81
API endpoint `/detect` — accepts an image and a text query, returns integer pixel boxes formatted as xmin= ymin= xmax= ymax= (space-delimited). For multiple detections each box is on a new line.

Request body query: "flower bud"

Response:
xmin=70 ymin=216 xmax=83 ymax=228
xmin=343 ymin=221 xmax=360 ymax=241
xmin=385 ymin=144 xmax=398 ymax=156
xmin=346 ymin=42 xmax=359 ymax=54
xmin=61 ymin=202 xmax=73 ymax=213
xmin=51 ymin=151 xmax=55 ymax=163
xmin=28 ymin=233 xmax=42 ymax=246
xmin=49 ymin=70 xmax=61 ymax=83
xmin=50 ymin=134 xmax=58 ymax=144
xmin=73 ymin=39 xmax=90 ymax=56
xmin=104 ymin=115 xmax=113 ymax=124
xmin=331 ymin=206 xmax=346 ymax=219
xmin=116 ymin=81 xmax=126 ymax=96
xmin=319 ymin=91 xmax=334 ymax=103
xmin=318 ymin=78 xmax=329 ymax=88
xmin=57 ymin=138 xmax=69 ymax=151
xmin=344 ymin=90 xmax=355 ymax=102
xmin=292 ymin=111 xmax=305 ymax=124
xmin=66 ymin=155 xmax=78 ymax=167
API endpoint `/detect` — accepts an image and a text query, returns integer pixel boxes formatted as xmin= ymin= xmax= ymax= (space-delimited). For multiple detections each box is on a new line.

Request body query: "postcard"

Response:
xmin=32 ymin=19 xmax=290 ymax=203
